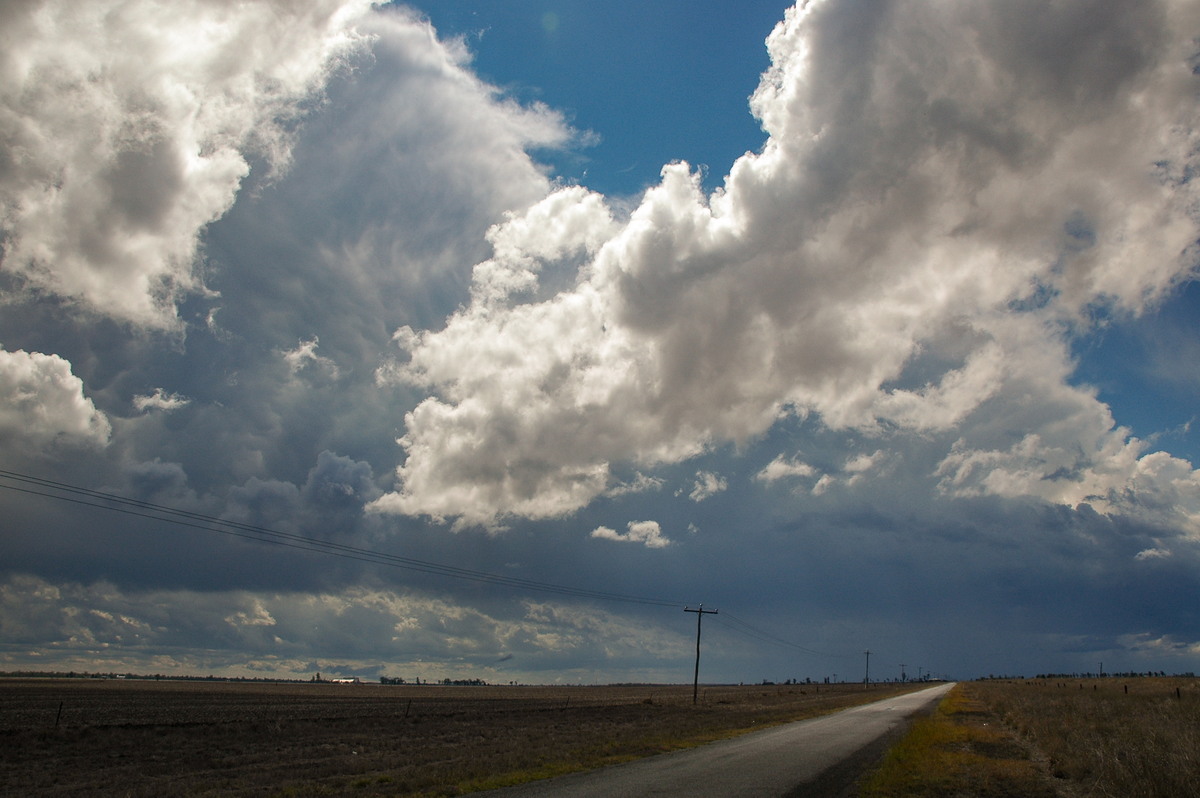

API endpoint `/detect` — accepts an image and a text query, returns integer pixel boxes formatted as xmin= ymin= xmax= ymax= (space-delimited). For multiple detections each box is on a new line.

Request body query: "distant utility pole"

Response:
xmin=685 ymin=605 xmax=718 ymax=705
xmin=863 ymin=650 xmax=871 ymax=684
xmin=899 ymin=663 xmax=907 ymax=682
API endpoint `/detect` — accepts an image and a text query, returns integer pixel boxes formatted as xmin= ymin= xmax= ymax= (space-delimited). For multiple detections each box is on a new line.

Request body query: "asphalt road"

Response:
xmin=480 ymin=682 xmax=955 ymax=798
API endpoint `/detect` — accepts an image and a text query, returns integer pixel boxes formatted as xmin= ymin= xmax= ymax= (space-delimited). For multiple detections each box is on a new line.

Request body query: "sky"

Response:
xmin=1 ymin=0 xmax=1199 ymax=685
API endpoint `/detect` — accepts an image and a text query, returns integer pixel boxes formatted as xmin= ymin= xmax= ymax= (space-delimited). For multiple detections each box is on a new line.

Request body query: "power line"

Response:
xmin=0 ymin=469 xmax=878 ymax=661
xmin=0 ymin=469 xmax=682 ymax=609
xmin=714 ymin=611 xmax=860 ymax=659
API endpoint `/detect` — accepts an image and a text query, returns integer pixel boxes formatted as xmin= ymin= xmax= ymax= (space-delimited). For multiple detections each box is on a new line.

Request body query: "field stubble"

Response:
xmin=862 ymin=677 xmax=1200 ymax=798
xmin=1 ymin=678 xmax=925 ymax=797
xmin=974 ymin=677 xmax=1200 ymax=798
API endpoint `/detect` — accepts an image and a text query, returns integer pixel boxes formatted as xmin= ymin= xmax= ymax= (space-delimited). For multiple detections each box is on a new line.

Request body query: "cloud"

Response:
xmin=687 ymin=471 xmax=727 ymax=502
xmin=808 ymin=450 xmax=889 ymax=496
xmin=1111 ymin=632 xmax=1200 ymax=661
xmin=590 ymin=520 xmax=672 ymax=549
xmin=123 ymin=458 xmax=199 ymax=506
xmin=0 ymin=0 xmax=374 ymax=327
xmin=933 ymin=321 xmax=1200 ymax=535
xmin=0 ymin=346 xmax=110 ymax=449
xmin=0 ymin=0 xmax=580 ymax=506
xmin=225 ymin=600 xmax=277 ymax=628
xmin=0 ymin=574 xmax=687 ymax=680
xmin=301 ymin=451 xmax=381 ymax=511
xmin=756 ymin=455 xmax=817 ymax=484
xmin=521 ymin=601 xmax=688 ymax=660
xmin=133 ymin=389 xmax=189 ymax=413
xmin=282 ymin=337 xmax=340 ymax=379
xmin=3 ymin=0 xmax=1200 ymax=686
xmin=100 ymin=2 xmax=583 ymax=517
xmin=372 ymin=0 xmax=1200 ymax=528
xmin=604 ymin=472 xmax=666 ymax=498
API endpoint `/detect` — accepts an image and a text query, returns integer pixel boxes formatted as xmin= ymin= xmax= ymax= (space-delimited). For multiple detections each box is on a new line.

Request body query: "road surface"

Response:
xmin=480 ymin=682 xmax=955 ymax=798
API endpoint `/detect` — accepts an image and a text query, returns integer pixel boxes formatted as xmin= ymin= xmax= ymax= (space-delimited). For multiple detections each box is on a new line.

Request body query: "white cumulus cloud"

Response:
xmin=756 ymin=455 xmax=817 ymax=484
xmin=591 ymin=520 xmax=672 ymax=549
xmin=688 ymin=471 xmax=727 ymax=502
xmin=370 ymin=0 xmax=1200 ymax=529
xmin=0 ymin=0 xmax=374 ymax=327
xmin=0 ymin=346 xmax=110 ymax=449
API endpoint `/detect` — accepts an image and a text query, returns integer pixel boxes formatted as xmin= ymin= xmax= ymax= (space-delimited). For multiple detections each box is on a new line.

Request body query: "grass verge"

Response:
xmin=859 ymin=683 xmax=1057 ymax=797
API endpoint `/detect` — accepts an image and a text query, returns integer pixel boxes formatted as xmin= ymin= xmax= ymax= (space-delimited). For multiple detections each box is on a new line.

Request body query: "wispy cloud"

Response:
xmin=687 ymin=471 xmax=728 ymax=502
xmin=133 ymin=389 xmax=190 ymax=413
xmin=282 ymin=338 xmax=340 ymax=379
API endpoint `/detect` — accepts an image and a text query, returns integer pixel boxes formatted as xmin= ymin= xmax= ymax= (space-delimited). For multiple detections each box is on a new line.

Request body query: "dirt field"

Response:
xmin=0 ymin=678 xmax=923 ymax=796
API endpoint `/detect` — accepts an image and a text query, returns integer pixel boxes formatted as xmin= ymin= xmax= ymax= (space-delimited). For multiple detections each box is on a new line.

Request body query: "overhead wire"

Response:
xmin=0 ymin=468 xmax=682 ymax=608
xmin=713 ymin=610 xmax=862 ymax=660
xmin=1 ymin=468 xmax=875 ymax=659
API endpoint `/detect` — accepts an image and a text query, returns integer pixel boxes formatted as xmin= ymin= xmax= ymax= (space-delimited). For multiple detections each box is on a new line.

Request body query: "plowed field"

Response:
xmin=1 ymin=678 xmax=922 ymax=796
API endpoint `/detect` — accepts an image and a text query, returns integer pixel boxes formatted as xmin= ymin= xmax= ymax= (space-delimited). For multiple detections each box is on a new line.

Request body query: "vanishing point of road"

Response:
xmin=481 ymin=682 xmax=955 ymax=798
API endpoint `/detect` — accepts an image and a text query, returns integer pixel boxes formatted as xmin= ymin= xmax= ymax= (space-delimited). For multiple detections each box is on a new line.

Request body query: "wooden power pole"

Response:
xmin=685 ymin=605 xmax=718 ymax=705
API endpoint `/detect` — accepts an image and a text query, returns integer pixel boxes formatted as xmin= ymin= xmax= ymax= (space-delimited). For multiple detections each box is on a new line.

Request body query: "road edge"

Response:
xmin=784 ymin=684 xmax=953 ymax=798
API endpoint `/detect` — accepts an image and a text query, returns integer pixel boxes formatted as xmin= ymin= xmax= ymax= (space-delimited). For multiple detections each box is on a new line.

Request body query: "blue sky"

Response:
xmin=421 ymin=0 xmax=791 ymax=196
xmin=2 ymin=0 xmax=1200 ymax=685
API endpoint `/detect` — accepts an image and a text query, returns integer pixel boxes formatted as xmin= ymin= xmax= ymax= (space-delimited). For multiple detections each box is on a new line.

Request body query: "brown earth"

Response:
xmin=0 ymin=678 xmax=925 ymax=797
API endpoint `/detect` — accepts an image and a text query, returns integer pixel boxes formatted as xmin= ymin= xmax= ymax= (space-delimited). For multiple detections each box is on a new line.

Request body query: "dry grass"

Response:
xmin=860 ymin=682 xmax=1057 ymax=798
xmin=0 ymin=678 xmax=925 ymax=796
xmin=862 ymin=677 xmax=1200 ymax=798
xmin=972 ymin=677 xmax=1200 ymax=798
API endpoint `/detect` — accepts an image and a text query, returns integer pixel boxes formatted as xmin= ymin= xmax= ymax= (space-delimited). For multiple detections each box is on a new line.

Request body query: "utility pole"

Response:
xmin=863 ymin=650 xmax=871 ymax=684
xmin=899 ymin=663 xmax=907 ymax=682
xmin=684 ymin=605 xmax=718 ymax=705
